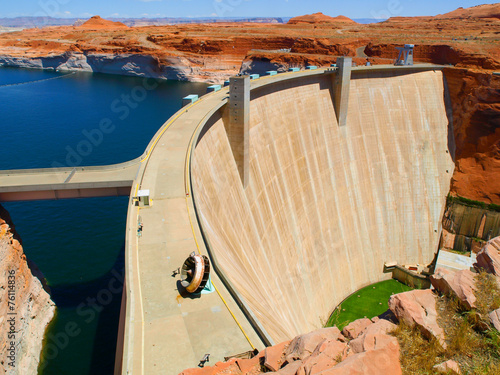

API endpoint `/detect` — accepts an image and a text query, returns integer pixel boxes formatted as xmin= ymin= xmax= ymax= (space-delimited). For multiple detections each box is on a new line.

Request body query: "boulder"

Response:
xmin=274 ymin=360 xmax=303 ymax=374
xmin=433 ymin=359 xmax=462 ymax=374
xmin=349 ymin=319 xmax=397 ymax=354
xmin=388 ymin=289 xmax=446 ymax=348
xmin=264 ymin=340 xmax=291 ymax=371
xmin=430 ymin=268 xmax=477 ymax=309
xmin=489 ymin=308 xmax=500 ymax=331
xmin=297 ymin=340 xmax=348 ymax=375
xmin=285 ymin=327 xmax=343 ymax=362
xmin=178 ymin=368 xmax=214 ymax=375
xmin=316 ymin=339 xmax=402 ymax=375
xmin=178 ymin=359 xmax=239 ymax=375
xmin=475 ymin=236 xmax=500 ymax=276
xmin=236 ymin=354 xmax=263 ymax=373
xmin=180 ymin=321 xmax=399 ymax=375
xmin=341 ymin=318 xmax=372 ymax=339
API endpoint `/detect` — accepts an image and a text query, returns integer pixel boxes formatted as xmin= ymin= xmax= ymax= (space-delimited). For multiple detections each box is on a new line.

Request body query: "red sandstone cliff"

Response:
xmin=435 ymin=3 xmax=500 ymax=20
xmin=444 ymin=68 xmax=500 ymax=204
xmin=364 ymin=43 xmax=500 ymax=70
xmin=0 ymin=205 xmax=55 ymax=373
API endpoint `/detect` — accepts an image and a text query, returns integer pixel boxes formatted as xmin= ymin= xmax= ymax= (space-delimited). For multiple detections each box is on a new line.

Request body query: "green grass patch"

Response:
xmin=326 ymin=279 xmax=413 ymax=330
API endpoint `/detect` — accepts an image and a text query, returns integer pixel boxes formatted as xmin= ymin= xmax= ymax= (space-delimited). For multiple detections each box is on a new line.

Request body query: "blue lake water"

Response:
xmin=0 ymin=67 xmax=208 ymax=374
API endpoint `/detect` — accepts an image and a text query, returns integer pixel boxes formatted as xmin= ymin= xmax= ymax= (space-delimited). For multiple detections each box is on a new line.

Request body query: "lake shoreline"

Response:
xmin=0 ymin=52 xmax=236 ymax=84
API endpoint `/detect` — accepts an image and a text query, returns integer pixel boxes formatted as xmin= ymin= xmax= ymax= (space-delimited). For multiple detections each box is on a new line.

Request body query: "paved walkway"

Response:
xmin=121 ymin=86 xmax=266 ymax=375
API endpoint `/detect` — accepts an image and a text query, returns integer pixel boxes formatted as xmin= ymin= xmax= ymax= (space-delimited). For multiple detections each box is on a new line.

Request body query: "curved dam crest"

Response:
xmin=191 ymin=69 xmax=455 ymax=342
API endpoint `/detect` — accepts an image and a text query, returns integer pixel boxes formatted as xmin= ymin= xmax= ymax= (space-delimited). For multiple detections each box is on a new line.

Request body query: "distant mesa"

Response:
xmin=435 ymin=3 xmax=500 ymax=20
xmin=75 ymin=15 xmax=128 ymax=29
xmin=288 ymin=12 xmax=357 ymax=25
xmin=385 ymin=3 xmax=500 ymax=23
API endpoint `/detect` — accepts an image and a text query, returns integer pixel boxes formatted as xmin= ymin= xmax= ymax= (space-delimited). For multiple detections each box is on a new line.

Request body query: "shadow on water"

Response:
xmin=89 ymin=244 xmax=124 ymax=375
xmin=43 ymin=245 xmax=125 ymax=375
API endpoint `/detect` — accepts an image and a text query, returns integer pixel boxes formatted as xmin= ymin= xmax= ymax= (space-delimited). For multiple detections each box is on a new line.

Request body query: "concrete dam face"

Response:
xmin=191 ymin=69 xmax=455 ymax=343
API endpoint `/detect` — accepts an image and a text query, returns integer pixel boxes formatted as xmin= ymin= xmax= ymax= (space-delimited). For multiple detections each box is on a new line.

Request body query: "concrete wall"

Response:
xmin=392 ymin=266 xmax=431 ymax=289
xmin=191 ymin=69 xmax=455 ymax=343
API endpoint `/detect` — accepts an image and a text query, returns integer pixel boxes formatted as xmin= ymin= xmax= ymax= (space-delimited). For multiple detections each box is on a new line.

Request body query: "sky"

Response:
xmin=1 ymin=0 xmax=498 ymax=20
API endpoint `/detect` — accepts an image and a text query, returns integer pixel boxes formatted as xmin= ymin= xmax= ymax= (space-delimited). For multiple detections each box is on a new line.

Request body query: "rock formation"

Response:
xmin=433 ymin=360 xmax=462 ymax=374
xmin=349 ymin=319 xmax=397 ymax=354
xmin=0 ymin=4 xmax=498 ymax=86
xmin=341 ymin=318 xmax=372 ymax=340
xmin=388 ymin=289 xmax=446 ymax=348
xmin=287 ymin=12 xmax=356 ymax=24
xmin=444 ymin=68 xmax=500 ymax=204
xmin=178 ymin=318 xmax=401 ymax=375
xmin=0 ymin=205 xmax=55 ymax=374
xmin=435 ymin=3 xmax=500 ymax=20
xmin=475 ymin=236 xmax=500 ymax=275
xmin=430 ymin=268 xmax=477 ymax=309
xmin=489 ymin=308 xmax=500 ymax=331
xmin=77 ymin=15 xmax=128 ymax=30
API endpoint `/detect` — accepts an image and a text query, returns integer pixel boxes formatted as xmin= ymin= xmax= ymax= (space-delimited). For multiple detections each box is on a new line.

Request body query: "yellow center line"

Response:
xmin=141 ymin=99 xmax=201 ymax=163
xmin=183 ymin=89 xmax=256 ymax=350
xmin=134 ymin=86 xmax=256 ymax=351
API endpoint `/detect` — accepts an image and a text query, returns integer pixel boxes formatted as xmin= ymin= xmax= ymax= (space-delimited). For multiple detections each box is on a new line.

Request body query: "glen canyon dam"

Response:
xmin=123 ymin=62 xmax=455 ymax=374
xmin=0 ymin=60 xmax=456 ymax=373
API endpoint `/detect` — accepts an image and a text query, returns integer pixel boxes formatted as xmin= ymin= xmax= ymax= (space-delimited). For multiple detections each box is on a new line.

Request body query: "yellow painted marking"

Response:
xmin=182 ymin=92 xmax=256 ymax=349
xmin=135 ymin=85 xmax=256 ymax=351
xmin=184 ymin=195 xmax=256 ymax=350
xmin=141 ymin=100 xmax=199 ymax=163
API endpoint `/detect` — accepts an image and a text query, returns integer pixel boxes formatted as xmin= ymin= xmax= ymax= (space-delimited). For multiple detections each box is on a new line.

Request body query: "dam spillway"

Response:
xmin=190 ymin=68 xmax=455 ymax=343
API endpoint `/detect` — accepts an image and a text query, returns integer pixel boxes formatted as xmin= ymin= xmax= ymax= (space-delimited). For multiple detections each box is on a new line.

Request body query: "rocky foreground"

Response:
xmin=0 ymin=205 xmax=55 ymax=373
xmin=179 ymin=237 xmax=500 ymax=375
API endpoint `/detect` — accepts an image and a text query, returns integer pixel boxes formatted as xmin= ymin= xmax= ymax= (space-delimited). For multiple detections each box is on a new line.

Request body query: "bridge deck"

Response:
xmin=0 ymin=160 xmax=140 ymax=201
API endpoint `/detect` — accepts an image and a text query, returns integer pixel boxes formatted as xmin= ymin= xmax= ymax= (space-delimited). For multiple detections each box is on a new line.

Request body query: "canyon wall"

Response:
xmin=443 ymin=68 xmax=500 ymax=204
xmin=191 ymin=69 xmax=455 ymax=342
xmin=441 ymin=200 xmax=500 ymax=253
xmin=0 ymin=52 xmax=234 ymax=83
xmin=0 ymin=205 xmax=55 ymax=374
xmin=364 ymin=43 xmax=500 ymax=71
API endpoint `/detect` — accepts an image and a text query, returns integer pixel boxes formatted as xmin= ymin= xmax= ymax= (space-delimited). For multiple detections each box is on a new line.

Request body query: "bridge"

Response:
xmin=0 ymin=159 xmax=140 ymax=201
xmin=0 ymin=63 xmax=454 ymax=375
